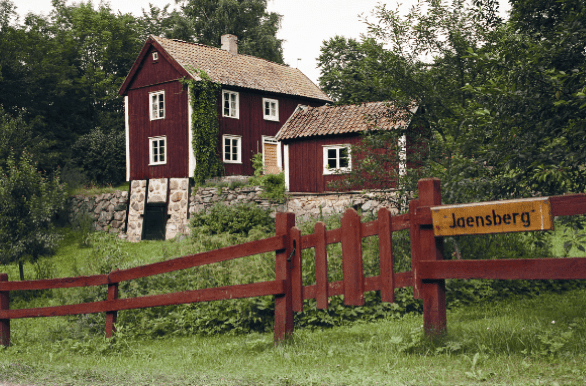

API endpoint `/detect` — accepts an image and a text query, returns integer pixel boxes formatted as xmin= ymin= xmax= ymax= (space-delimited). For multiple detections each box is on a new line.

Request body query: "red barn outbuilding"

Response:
xmin=119 ymin=34 xmax=331 ymax=181
xmin=275 ymin=102 xmax=419 ymax=193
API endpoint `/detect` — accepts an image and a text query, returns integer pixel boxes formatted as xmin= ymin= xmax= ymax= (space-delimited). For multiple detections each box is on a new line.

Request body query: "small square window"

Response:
xmin=323 ymin=145 xmax=351 ymax=175
xmin=262 ymin=98 xmax=279 ymax=121
xmin=222 ymin=90 xmax=239 ymax=119
xmin=223 ymin=135 xmax=241 ymax=163
xmin=149 ymin=90 xmax=165 ymax=120
xmin=149 ymin=136 xmax=167 ymax=165
xmin=152 ymin=52 xmax=159 ymax=61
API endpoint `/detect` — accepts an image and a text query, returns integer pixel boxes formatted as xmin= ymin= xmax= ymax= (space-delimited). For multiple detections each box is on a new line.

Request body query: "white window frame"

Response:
xmin=262 ymin=98 xmax=279 ymax=121
xmin=149 ymin=136 xmax=167 ymax=166
xmin=222 ymin=90 xmax=239 ymax=119
xmin=223 ymin=134 xmax=242 ymax=164
xmin=152 ymin=52 xmax=159 ymax=61
xmin=149 ymin=90 xmax=165 ymax=120
xmin=323 ymin=144 xmax=351 ymax=175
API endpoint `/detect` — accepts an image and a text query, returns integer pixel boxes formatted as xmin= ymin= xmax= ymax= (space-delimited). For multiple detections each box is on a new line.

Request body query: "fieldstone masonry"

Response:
xmin=127 ymin=180 xmax=147 ymax=242
xmin=286 ymin=191 xmax=399 ymax=220
xmin=166 ymin=178 xmax=190 ymax=239
xmin=147 ymin=178 xmax=168 ymax=203
xmin=68 ymin=191 xmax=128 ymax=233
xmin=68 ymin=182 xmax=400 ymax=242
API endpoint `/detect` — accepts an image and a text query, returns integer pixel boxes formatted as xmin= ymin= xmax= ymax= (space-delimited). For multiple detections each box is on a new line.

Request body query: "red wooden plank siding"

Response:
xmin=314 ymin=222 xmax=329 ymax=309
xmin=110 ymin=235 xmax=286 ymax=283
xmin=0 ymin=273 xmax=9 ymax=347
xmin=290 ymin=227 xmax=303 ymax=312
xmin=219 ymin=88 xmax=324 ymax=176
xmin=274 ymin=212 xmax=295 ymax=342
xmin=0 ymin=281 xmax=285 ymax=320
xmin=378 ymin=207 xmax=395 ymax=303
xmin=128 ymin=81 xmax=189 ymax=180
xmin=418 ymin=258 xmax=586 ymax=280
xmin=341 ymin=208 xmax=365 ymax=306
xmin=417 ymin=178 xmax=446 ymax=336
xmin=0 ymin=275 xmax=108 ymax=291
xmin=286 ymin=134 xmax=364 ymax=193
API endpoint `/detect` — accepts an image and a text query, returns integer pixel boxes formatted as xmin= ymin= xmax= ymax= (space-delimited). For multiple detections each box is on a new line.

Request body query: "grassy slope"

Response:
xmin=0 ymin=222 xmax=585 ymax=385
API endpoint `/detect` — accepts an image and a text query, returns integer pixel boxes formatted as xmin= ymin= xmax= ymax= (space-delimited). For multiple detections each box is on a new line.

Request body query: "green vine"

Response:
xmin=181 ymin=68 xmax=222 ymax=184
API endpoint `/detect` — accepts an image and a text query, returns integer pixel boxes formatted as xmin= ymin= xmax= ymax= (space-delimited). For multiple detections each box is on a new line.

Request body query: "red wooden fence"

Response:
xmin=1 ymin=178 xmax=586 ymax=346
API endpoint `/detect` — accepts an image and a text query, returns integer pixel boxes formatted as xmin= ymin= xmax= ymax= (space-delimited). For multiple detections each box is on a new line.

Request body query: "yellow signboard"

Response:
xmin=431 ymin=197 xmax=554 ymax=236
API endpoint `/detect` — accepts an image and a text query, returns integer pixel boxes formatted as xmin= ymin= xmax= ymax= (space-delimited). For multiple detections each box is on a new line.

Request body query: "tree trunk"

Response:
xmin=18 ymin=261 xmax=24 ymax=281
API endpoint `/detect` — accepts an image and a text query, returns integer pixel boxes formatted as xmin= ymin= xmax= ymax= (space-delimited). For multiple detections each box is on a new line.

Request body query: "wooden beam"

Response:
xmin=418 ymin=258 xmax=586 ymax=280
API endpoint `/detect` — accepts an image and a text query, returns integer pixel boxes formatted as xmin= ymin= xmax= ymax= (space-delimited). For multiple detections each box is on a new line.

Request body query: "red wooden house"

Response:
xmin=118 ymin=34 xmax=331 ymax=181
xmin=275 ymin=102 xmax=418 ymax=193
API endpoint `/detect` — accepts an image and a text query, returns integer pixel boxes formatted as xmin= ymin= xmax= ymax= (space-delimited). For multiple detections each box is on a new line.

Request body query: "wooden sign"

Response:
xmin=431 ymin=197 xmax=553 ymax=236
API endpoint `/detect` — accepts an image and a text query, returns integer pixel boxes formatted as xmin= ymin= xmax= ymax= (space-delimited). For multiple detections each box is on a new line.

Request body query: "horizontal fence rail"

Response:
xmin=1 ymin=178 xmax=585 ymax=347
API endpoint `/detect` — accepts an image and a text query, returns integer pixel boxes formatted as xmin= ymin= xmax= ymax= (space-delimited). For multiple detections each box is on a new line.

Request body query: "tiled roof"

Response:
xmin=275 ymin=102 xmax=417 ymax=141
xmin=151 ymin=36 xmax=331 ymax=102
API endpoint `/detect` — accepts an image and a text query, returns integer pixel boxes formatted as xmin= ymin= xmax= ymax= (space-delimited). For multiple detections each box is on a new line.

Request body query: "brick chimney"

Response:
xmin=221 ymin=34 xmax=238 ymax=55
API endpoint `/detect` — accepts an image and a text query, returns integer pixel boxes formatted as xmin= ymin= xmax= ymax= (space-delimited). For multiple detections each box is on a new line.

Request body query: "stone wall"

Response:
xmin=68 ymin=185 xmax=399 ymax=241
xmin=68 ymin=191 xmax=128 ymax=233
xmin=285 ymin=191 xmax=399 ymax=220
xmin=189 ymin=186 xmax=285 ymax=216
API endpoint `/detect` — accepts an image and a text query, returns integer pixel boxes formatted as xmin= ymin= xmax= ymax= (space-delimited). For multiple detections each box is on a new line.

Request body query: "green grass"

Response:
xmin=1 ymin=215 xmax=585 ymax=385
xmin=1 ymin=289 xmax=585 ymax=385
xmin=69 ymin=182 xmax=130 ymax=197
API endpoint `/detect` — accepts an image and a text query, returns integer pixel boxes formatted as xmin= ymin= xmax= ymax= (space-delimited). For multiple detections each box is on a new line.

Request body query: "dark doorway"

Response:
xmin=142 ymin=203 xmax=168 ymax=240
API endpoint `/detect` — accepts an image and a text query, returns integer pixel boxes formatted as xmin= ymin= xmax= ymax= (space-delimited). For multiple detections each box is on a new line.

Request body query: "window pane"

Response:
xmin=151 ymin=95 xmax=157 ymax=119
xmin=159 ymin=140 xmax=165 ymax=161
xmin=339 ymin=148 xmax=349 ymax=168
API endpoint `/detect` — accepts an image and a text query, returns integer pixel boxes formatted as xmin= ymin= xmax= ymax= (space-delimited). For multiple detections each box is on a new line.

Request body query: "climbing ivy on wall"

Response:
xmin=181 ymin=68 xmax=222 ymax=184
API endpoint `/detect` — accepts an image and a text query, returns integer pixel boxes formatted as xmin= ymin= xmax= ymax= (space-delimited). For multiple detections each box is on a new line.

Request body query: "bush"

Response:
xmin=190 ymin=202 xmax=274 ymax=236
xmin=71 ymin=128 xmax=125 ymax=186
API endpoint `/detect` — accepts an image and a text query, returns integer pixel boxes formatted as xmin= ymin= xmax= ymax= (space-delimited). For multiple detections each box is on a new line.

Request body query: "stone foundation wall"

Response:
xmin=68 ymin=185 xmax=399 ymax=241
xmin=68 ymin=191 xmax=128 ymax=233
xmin=286 ymin=191 xmax=399 ymax=220
xmin=189 ymin=186 xmax=285 ymax=216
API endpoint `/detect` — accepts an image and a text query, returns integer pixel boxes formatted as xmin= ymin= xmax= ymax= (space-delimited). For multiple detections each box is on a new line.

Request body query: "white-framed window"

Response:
xmin=222 ymin=90 xmax=239 ymax=119
xmin=223 ymin=135 xmax=241 ymax=163
xmin=149 ymin=90 xmax=165 ymax=120
xmin=152 ymin=52 xmax=159 ymax=61
xmin=262 ymin=98 xmax=279 ymax=121
xmin=323 ymin=145 xmax=351 ymax=175
xmin=149 ymin=136 xmax=167 ymax=165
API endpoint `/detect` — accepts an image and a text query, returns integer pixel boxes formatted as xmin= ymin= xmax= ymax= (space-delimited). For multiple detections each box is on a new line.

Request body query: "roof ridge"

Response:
xmin=151 ymin=35 xmax=297 ymax=70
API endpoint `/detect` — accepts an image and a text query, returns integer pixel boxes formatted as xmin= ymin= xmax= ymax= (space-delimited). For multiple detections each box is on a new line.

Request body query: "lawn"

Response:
xmin=0 ymin=215 xmax=585 ymax=385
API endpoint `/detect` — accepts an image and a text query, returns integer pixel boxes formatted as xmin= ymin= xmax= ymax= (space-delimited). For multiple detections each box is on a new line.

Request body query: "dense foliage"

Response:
xmin=0 ymin=150 xmax=66 ymax=280
xmin=318 ymin=0 xmax=586 ymax=204
xmin=0 ymin=0 xmax=285 ymax=183
xmin=182 ymin=71 xmax=223 ymax=184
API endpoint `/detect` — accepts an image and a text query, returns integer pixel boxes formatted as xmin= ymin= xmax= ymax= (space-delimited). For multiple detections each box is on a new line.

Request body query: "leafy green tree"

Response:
xmin=139 ymin=3 xmax=193 ymax=41
xmin=181 ymin=0 xmax=284 ymax=63
xmin=70 ymin=127 xmax=126 ymax=186
xmin=0 ymin=150 xmax=66 ymax=280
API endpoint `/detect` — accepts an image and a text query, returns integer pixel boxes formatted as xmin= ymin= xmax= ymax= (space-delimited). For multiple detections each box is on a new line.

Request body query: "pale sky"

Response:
xmin=14 ymin=0 xmax=510 ymax=85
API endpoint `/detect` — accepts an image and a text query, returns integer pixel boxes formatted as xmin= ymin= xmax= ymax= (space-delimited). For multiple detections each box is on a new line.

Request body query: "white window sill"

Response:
xmin=149 ymin=162 xmax=167 ymax=166
xmin=150 ymin=117 xmax=165 ymax=121
xmin=263 ymin=116 xmax=279 ymax=122
xmin=222 ymin=115 xmax=239 ymax=119
xmin=323 ymin=168 xmax=351 ymax=175
xmin=223 ymin=160 xmax=242 ymax=164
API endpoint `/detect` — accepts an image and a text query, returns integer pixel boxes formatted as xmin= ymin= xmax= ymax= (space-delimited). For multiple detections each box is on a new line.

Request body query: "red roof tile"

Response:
xmin=275 ymin=102 xmax=417 ymax=141
xmin=151 ymin=36 xmax=331 ymax=102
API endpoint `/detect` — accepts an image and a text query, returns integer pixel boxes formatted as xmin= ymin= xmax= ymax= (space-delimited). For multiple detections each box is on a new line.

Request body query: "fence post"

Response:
xmin=291 ymin=227 xmax=303 ymax=313
xmin=378 ymin=207 xmax=395 ymax=303
xmin=341 ymin=208 xmax=364 ymax=306
xmin=409 ymin=199 xmax=422 ymax=299
xmin=274 ymin=212 xmax=295 ymax=342
xmin=314 ymin=222 xmax=329 ymax=309
xmin=0 ymin=273 xmax=9 ymax=347
xmin=105 ymin=271 xmax=119 ymax=340
xmin=418 ymin=178 xmax=447 ymax=336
